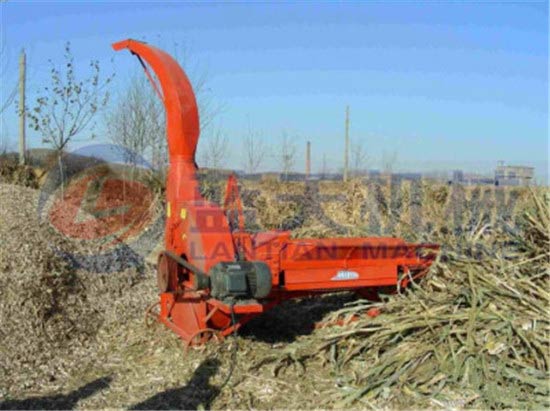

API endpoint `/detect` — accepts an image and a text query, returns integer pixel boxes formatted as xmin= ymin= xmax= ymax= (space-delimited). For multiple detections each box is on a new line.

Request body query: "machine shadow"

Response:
xmin=0 ymin=376 xmax=112 ymax=410
xmin=130 ymin=358 xmax=221 ymax=410
xmin=239 ymin=292 xmax=357 ymax=343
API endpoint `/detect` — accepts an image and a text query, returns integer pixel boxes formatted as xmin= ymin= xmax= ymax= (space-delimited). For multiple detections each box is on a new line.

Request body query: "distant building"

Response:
xmin=460 ymin=173 xmax=495 ymax=186
xmin=468 ymin=177 xmax=496 ymax=186
xmin=495 ymin=162 xmax=534 ymax=186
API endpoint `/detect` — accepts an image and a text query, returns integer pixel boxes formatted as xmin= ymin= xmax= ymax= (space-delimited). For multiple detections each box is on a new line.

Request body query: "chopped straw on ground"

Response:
xmin=0 ymin=177 xmax=548 ymax=409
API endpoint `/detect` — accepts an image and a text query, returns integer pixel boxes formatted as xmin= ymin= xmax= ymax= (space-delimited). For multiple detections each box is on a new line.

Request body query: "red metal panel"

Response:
xmin=282 ymin=265 xmax=397 ymax=291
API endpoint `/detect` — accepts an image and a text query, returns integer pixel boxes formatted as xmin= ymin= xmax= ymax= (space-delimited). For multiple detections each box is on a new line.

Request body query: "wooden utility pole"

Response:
xmin=18 ymin=49 xmax=26 ymax=165
xmin=343 ymin=105 xmax=349 ymax=182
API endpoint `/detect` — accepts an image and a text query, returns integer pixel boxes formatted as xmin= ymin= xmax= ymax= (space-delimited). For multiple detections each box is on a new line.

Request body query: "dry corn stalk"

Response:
xmin=252 ymin=190 xmax=549 ymax=409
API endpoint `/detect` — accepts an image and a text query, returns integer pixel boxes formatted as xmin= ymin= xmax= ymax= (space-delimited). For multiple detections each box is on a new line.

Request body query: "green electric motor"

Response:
xmin=209 ymin=261 xmax=272 ymax=300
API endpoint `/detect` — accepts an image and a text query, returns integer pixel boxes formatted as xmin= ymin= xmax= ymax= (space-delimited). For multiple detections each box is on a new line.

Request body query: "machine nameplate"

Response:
xmin=331 ymin=270 xmax=360 ymax=281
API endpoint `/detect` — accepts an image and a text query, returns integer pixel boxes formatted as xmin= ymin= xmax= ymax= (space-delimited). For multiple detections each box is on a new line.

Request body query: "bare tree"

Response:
xmin=27 ymin=42 xmax=113 ymax=186
xmin=320 ymin=153 xmax=329 ymax=179
xmin=28 ymin=42 xmax=112 ymax=151
xmin=241 ymin=119 xmax=267 ymax=174
xmin=351 ymin=138 xmax=369 ymax=177
xmin=278 ymin=131 xmax=296 ymax=179
xmin=105 ymin=75 xmax=164 ymax=170
xmin=0 ymin=25 xmax=16 ymax=155
xmin=0 ymin=134 xmax=11 ymax=155
xmin=0 ymin=79 xmax=17 ymax=114
xmin=382 ymin=149 xmax=398 ymax=175
xmin=201 ymin=127 xmax=228 ymax=171
xmin=0 ymin=28 xmax=17 ymax=114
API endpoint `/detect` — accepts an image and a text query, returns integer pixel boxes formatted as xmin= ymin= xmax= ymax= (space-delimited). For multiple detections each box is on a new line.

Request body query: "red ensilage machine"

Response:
xmin=113 ymin=39 xmax=438 ymax=346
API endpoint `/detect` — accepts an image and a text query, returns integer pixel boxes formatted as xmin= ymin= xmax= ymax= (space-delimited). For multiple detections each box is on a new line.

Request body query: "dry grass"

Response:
xmin=243 ymin=182 xmax=549 ymax=409
xmin=0 ymin=177 xmax=548 ymax=409
xmin=0 ymin=156 xmax=39 ymax=188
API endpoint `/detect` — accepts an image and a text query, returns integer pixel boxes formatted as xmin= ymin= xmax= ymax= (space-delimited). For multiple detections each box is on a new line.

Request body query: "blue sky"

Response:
xmin=1 ymin=1 xmax=548 ymax=180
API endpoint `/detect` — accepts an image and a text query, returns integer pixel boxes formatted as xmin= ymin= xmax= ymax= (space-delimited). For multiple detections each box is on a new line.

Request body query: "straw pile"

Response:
xmin=0 ymin=183 xmax=154 ymax=395
xmin=250 ymin=187 xmax=550 ymax=409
